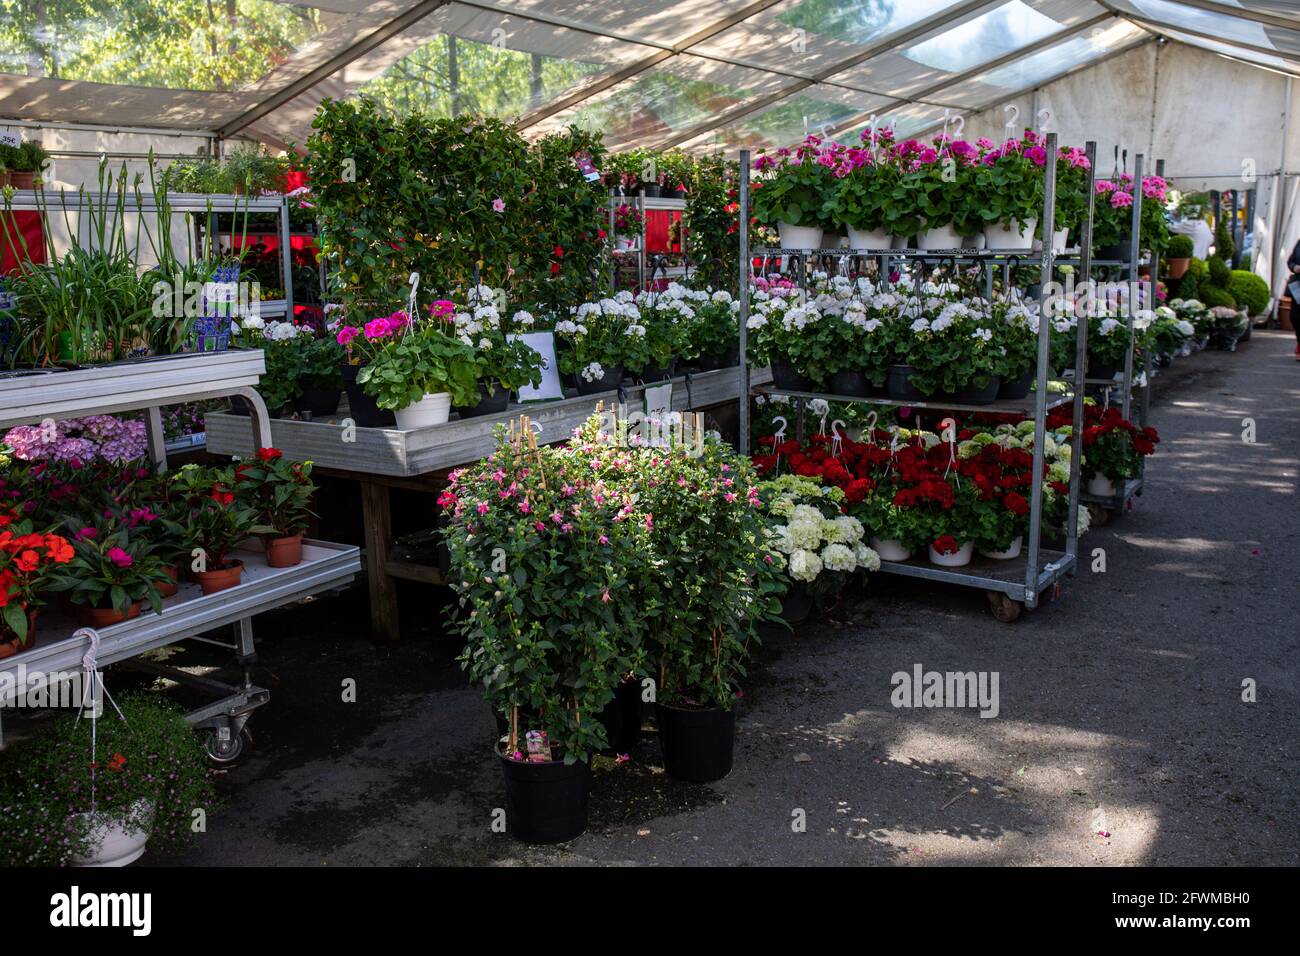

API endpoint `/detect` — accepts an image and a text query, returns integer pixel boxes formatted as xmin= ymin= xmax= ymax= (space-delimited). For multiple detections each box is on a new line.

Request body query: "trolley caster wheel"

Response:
xmin=986 ymin=591 xmax=1023 ymax=622
xmin=1087 ymin=504 xmax=1112 ymax=527
xmin=203 ymin=727 xmax=251 ymax=766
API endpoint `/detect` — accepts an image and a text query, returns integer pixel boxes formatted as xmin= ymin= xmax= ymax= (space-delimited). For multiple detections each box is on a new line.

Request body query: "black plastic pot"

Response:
xmin=656 ymin=702 xmax=736 ymax=783
xmin=778 ymin=585 xmax=813 ymax=625
xmin=497 ymin=750 xmax=592 ymax=844
xmin=294 ymin=384 xmax=341 ymax=417
xmin=770 ymin=357 xmax=813 ymax=391
xmin=1088 ymin=360 xmax=1121 ymax=382
xmin=1095 ymin=242 xmax=1130 ymax=262
xmin=949 ymin=375 xmax=1001 ymax=405
xmin=598 ymin=680 xmax=644 ymax=755
xmin=455 ymin=383 xmax=511 ymax=419
xmin=340 ymin=363 xmax=395 ymax=427
xmin=997 ymin=367 xmax=1034 ymax=400
xmin=640 ymin=183 xmax=661 ymax=198
xmin=829 ymin=369 xmax=870 ymax=397
xmin=575 ymin=364 xmax=625 ymax=395
xmin=885 ymin=364 xmax=927 ymax=402
xmin=637 ymin=359 xmax=676 ymax=382
xmin=229 ymin=395 xmax=283 ymax=419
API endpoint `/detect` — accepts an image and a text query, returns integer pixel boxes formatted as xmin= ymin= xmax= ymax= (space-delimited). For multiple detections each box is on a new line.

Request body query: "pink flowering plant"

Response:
xmin=3 ymin=415 xmax=146 ymax=464
xmin=47 ymin=518 xmax=169 ymax=615
xmin=969 ymin=129 xmax=1046 ymax=234
xmin=443 ymin=423 xmax=649 ymax=763
xmin=334 ymin=306 xmax=478 ymax=410
xmin=825 ymin=127 xmax=900 ymax=237
xmin=573 ymin=419 xmax=784 ymax=710
xmin=1092 ymin=172 xmax=1169 ymax=255
xmin=1053 ymin=143 xmax=1093 ymax=237
xmin=750 ymin=136 xmax=836 ymax=229
xmin=886 ymin=135 xmax=974 ymax=237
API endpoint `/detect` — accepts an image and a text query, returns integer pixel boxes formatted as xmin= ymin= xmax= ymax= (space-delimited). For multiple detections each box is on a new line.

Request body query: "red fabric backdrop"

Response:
xmin=1 ymin=212 xmax=45 ymax=275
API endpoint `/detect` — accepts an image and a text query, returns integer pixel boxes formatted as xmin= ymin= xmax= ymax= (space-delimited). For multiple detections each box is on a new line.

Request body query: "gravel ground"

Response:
xmin=154 ymin=331 xmax=1299 ymax=867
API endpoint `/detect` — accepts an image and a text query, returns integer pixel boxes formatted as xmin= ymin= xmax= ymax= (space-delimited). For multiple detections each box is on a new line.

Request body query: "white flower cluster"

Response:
xmin=769 ymin=500 xmax=879 ymax=582
xmin=580 ymin=361 xmax=606 ymax=383
xmin=262 ymin=320 xmax=311 ymax=342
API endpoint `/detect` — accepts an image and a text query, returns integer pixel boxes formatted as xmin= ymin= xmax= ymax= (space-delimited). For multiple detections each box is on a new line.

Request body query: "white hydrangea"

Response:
xmin=788 ymin=548 xmax=823 ymax=583
xmin=821 ymin=543 xmax=856 ymax=572
xmin=854 ymin=542 xmax=881 ymax=572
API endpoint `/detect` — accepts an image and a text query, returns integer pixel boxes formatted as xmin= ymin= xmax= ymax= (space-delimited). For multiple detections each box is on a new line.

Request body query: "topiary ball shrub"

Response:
xmin=1228 ymin=270 xmax=1270 ymax=316
xmin=1166 ymin=234 xmax=1193 ymax=259
xmin=1207 ymin=254 xmax=1231 ymax=287
xmin=1198 ymin=285 xmax=1237 ymax=309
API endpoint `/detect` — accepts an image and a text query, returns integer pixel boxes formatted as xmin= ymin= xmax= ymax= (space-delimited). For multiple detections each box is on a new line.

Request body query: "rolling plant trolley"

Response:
xmin=0 ymin=351 xmax=360 ymax=761
xmin=736 ymin=136 xmax=1096 ymax=621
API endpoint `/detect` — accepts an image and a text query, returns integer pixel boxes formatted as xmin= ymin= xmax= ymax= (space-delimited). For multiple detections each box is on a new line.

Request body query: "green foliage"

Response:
xmin=1165 ymin=234 xmax=1194 ymax=259
xmin=682 ymin=153 xmax=739 ymax=288
xmin=1214 ymin=216 xmax=1236 ymax=261
xmin=1180 ymin=257 xmax=1207 ymax=300
xmin=166 ymin=143 xmax=291 ymax=195
xmin=969 ymin=144 xmax=1044 ymax=232
xmin=1207 ymin=254 xmax=1231 ymax=287
xmin=0 ymin=693 xmax=216 ymax=866
xmin=354 ymin=323 xmax=480 ymax=410
xmin=236 ymin=449 xmax=316 ymax=537
xmin=0 ymin=138 xmax=49 ymax=173
xmin=47 ymin=519 xmax=169 ymax=615
xmin=1198 ymin=284 xmax=1236 ymax=309
xmin=827 ymin=157 xmax=899 ymax=234
xmin=168 ymin=463 xmax=258 ymax=570
xmin=751 ymin=147 xmax=834 ymax=229
xmin=1228 ymin=270 xmax=1270 ymax=316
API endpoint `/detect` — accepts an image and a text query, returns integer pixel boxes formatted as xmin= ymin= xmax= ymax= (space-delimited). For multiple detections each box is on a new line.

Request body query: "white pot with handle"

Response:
xmin=777 ymin=221 xmax=824 ymax=250
xmin=979 ymin=536 xmax=1023 ymax=560
xmin=70 ymin=800 xmax=155 ymax=867
xmin=847 ymin=225 xmax=891 ymax=250
xmin=928 ymin=540 xmax=974 ymax=567
xmin=869 ymin=537 xmax=913 ymax=562
xmin=394 ymin=392 xmax=452 ymax=430
xmin=983 ymin=219 xmax=1036 ymax=251
xmin=917 ymin=222 xmax=963 ymax=249
xmin=1087 ymin=473 xmax=1117 ymax=497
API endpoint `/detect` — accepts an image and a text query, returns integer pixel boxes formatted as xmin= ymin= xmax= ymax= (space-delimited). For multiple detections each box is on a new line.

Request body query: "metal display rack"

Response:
xmin=608 ymin=191 xmax=688 ymax=289
xmin=0 ymin=352 xmax=360 ymax=760
xmin=736 ymin=135 xmax=1097 ymax=620
xmin=1 ymin=189 xmax=297 ymax=322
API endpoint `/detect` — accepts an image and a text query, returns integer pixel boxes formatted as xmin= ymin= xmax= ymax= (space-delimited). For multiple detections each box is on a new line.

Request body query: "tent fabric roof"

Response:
xmin=1 ymin=0 xmax=1296 ymax=151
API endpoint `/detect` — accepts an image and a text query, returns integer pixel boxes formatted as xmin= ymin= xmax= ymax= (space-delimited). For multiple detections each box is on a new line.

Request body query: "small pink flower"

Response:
xmin=598 ymin=535 xmax=609 ymax=545
xmin=74 ymin=526 xmax=97 ymax=542
xmin=601 ymin=588 xmax=611 ymax=603
xmin=476 ymin=502 xmax=490 ymax=515
xmin=644 ymin=514 xmax=653 ymax=531
xmin=107 ymin=546 xmax=133 ymax=569
xmin=492 ymin=197 xmax=505 ymax=213
xmin=724 ymin=492 xmax=737 ymax=503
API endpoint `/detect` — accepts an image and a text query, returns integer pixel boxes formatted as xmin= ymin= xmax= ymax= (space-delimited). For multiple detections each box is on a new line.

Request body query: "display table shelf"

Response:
xmin=206 ymin=366 xmax=765 ymax=477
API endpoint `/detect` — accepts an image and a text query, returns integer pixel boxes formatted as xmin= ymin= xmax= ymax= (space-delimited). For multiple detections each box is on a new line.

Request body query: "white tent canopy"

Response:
xmin=0 ymin=0 xmax=1296 ymax=154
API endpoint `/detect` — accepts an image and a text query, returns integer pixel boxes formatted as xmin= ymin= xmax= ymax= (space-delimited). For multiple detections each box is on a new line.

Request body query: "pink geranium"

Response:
xmin=107 ymin=546 xmax=134 ymax=569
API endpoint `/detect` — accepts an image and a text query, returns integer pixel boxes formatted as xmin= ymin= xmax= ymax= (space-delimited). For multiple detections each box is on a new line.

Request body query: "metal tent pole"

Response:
xmin=1067 ymin=141 xmax=1098 ymax=570
xmin=1025 ymin=132 xmax=1058 ymax=608
xmin=738 ymin=149 xmax=751 ymax=456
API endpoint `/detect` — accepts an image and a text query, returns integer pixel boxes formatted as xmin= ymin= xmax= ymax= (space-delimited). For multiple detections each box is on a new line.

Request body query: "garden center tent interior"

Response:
xmin=2 ymin=0 xmax=1299 ymax=297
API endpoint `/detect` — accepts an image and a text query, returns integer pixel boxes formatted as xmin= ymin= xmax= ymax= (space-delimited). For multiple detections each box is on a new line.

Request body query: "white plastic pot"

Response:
xmin=917 ymin=222 xmax=963 ymax=250
xmin=394 ymin=392 xmax=452 ymax=430
xmin=980 ymin=536 xmax=1023 ymax=561
xmin=777 ymin=221 xmax=824 ymax=250
xmin=1087 ymin=473 xmax=1117 ymax=497
xmin=869 ymin=537 xmax=913 ymax=562
xmin=983 ymin=219 xmax=1036 ymax=251
xmin=890 ymin=234 xmax=910 ymax=250
xmin=70 ymin=800 xmax=155 ymax=867
xmin=928 ymin=540 xmax=974 ymax=567
xmin=847 ymin=225 xmax=891 ymax=250
xmin=615 ymin=237 xmax=636 ymax=251
xmin=1052 ymin=227 xmax=1070 ymax=253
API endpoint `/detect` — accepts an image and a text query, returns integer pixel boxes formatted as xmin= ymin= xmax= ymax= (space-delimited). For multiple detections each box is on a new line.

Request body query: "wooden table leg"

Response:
xmin=360 ymin=481 xmax=399 ymax=641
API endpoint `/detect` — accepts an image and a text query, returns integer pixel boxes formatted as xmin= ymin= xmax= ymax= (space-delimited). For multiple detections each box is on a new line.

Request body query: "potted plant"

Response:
xmin=294 ymin=331 xmax=346 ymax=417
xmin=826 ymin=130 xmax=899 ymax=249
xmin=613 ymin=203 xmax=643 ymax=251
xmin=0 ymin=508 xmax=75 ymax=657
xmin=443 ymin=289 xmax=542 ymax=417
xmin=1165 ymin=234 xmax=1194 ymax=279
xmin=681 ymin=286 xmax=739 ymax=371
xmin=750 ymin=137 xmax=835 ymax=249
xmin=1049 ymin=143 xmax=1092 ymax=252
xmin=170 ymin=464 xmax=258 ymax=594
xmin=235 ymin=448 xmax=316 ymax=568
xmin=0 ymin=694 xmax=215 ymax=866
xmin=971 ymin=131 xmax=1045 ymax=251
xmin=336 ymin=308 xmax=479 ymax=429
xmin=47 ymin=521 xmax=169 ymax=627
xmin=990 ymin=296 xmax=1040 ymax=399
xmin=554 ymin=294 xmax=648 ymax=394
xmin=757 ymin=474 xmax=879 ymax=623
xmin=889 ymin=137 xmax=967 ymax=249
xmin=887 ymin=297 xmax=1001 ymax=402
xmin=0 ymin=137 xmax=49 ymax=189
xmin=631 ymin=286 xmax=693 ymax=380
xmin=444 ymin=426 xmax=647 ymax=843
xmin=746 ymin=288 xmax=824 ymax=389
xmin=1082 ymin=405 xmax=1159 ymax=496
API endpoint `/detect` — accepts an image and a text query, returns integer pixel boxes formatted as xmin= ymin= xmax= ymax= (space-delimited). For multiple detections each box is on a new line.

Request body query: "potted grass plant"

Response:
xmin=0 ymin=693 xmax=215 ymax=866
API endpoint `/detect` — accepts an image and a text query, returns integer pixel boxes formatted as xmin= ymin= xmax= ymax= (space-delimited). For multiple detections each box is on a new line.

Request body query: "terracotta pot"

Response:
xmin=195 ymin=560 xmax=244 ymax=595
xmin=157 ymin=565 xmax=180 ymax=598
xmin=0 ymin=607 xmax=39 ymax=659
xmin=73 ymin=602 xmax=141 ymax=628
xmin=1166 ymin=257 xmax=1190 ymax=279
xmin=2 ymin=170 xmax=37 ymax=189
xmin=264 ymin=533 xmax=304 ymax=568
